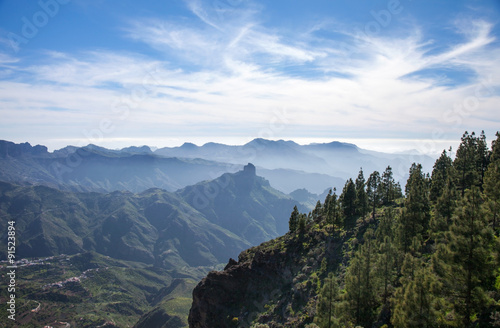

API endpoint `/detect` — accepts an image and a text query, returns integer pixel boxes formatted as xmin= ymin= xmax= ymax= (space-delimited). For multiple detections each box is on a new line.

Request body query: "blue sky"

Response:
xmin=0 ymin=0 xmax=499 ymax=154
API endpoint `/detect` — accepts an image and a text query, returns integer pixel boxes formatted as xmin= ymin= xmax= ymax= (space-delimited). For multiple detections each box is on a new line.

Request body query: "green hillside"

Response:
xmin=0 ymin=182 xmax=249 ymax=269
xmin=0 ymin=164 xmax=301 ymax=327
xmin=0 ymin=251 xmax=211 ymax=328
xmin=189 ymin=131 xmax=500 ymax=328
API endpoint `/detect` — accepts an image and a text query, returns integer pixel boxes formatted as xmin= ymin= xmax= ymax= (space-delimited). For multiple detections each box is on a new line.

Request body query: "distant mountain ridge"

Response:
xmin=0 ymin=140 xmax=239 ymax=193
xmin=156 ymin=138 xmax=435 ymax=190
xmin=0 ymin=139 xmax=435 ymax=196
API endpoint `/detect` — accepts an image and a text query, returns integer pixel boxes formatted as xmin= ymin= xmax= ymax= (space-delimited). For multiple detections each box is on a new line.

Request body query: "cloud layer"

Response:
xmin=0 ymin=0 xmax=499 ymax=152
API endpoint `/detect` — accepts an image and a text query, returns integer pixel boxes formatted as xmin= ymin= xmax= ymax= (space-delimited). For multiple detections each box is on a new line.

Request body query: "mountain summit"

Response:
xmin=178 ymin=163 xmax=302 ymax=245
xmin=243 ymin=162 xmax=256 ymax=176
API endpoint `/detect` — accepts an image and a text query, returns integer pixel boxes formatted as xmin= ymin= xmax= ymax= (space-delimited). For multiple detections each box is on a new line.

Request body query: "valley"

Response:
xmin=1 ymin=132 xmax=498 ymax=327
xmin=0 ymin=155 xmax=305 ymax=327
xmin=0 ymin=252 xmax=205 ymax=327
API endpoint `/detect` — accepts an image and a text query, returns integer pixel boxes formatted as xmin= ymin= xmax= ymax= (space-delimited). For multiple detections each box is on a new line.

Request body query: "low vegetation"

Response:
xmin=0 ymin=252 xmax=208 ymax=327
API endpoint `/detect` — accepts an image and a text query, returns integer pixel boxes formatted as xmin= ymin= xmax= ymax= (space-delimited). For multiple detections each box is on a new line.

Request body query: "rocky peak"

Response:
xmin=0 ymin=140 xmax=48 ymax=158
xmin=243 ymin=163 xmax=256 ymax=176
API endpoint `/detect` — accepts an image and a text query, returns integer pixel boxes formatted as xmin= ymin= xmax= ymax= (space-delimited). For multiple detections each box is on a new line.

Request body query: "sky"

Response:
xmin=0 ymin=0 xmax=499 ymax=154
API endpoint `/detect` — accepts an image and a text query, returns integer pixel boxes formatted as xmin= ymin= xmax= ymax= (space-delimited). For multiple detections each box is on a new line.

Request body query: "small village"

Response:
xmin=0 ymin=253 xmax=107 ymax=289
xmin=0 ymin=254 xmax=71 ymax=269
xmin=1 ymin=253 xmax=110 ymax=328
xmin=42 ymin=267 xmax=105 ymax=290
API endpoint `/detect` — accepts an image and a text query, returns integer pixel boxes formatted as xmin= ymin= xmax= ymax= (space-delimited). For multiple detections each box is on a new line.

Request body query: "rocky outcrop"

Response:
xmin=188 ymin=223 xmax=344 ymax=328
xmin=178 ymin=163 xmax=303 ymax=246
xmin=243 ymin=163 xmax=256 ymax=176
xmin=0 ymin=140 xmax=48 ymax=158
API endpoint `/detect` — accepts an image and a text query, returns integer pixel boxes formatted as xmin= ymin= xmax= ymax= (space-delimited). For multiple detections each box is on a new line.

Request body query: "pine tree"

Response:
xmin=289 ymin=205 xmax=300 ymax=232
xmin=376 ymin=235 xmax=397 ymax=305
xmin=484 ymin=133 xmax=500 ymax=233
xmin=477 ymin=130 xmax=490 ymax=188
xmin=380 ymin=166 xmax=396 ymax=205
xmin=325 ymin=188 xmax=343 ymax=228
xmin=313 ymin=200 xmax=323 ymax=219
xmin=392 ymin=254 xmax=439 ymax=328
xmin=398 ymin=163 xmax=431 ymax=253
xmin=316 ymin=272 xmax=340 ymax=328
xmin=298 ymin=213 xmax=308 ymax=235
xmin=376 ymin=207 xmax=396 ymax=241
xmin=324 ymin=189 xmax=332 ymax=217
xmin=491 ymin=132 xmax=500 ymax=162
xmin=394 ymin=181 xmax=403 ymax=199
xmin=453 ymin=131 xmax=488 ymax=196
xmin=434 ymin=174 xmax=457 ymax=222
xmin=345 ymin=230 xmax=377 ymax=327
xmin=355 ymin=168 xmax=369 ymax=218
xmin=436 ymin=187 xmax=495 ymax=327
xmin=341 ymin=179 xmax=357 ymax=219
xmin=431 ymin=175 xmax=458 ymax=241
xmin=430 ymin=149 xmax=453 ymax=202
xmin=366 ymin=171 xmax=381 ymax=219
xmin=484 ymin=160 xmax=500 ymax=233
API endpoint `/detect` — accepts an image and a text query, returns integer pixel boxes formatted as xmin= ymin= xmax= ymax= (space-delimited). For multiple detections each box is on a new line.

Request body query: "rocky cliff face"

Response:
xmin=188 ymin=220 xmax=347 ymax=328
xmin=0 ymin=140 xmax=49 ymax=158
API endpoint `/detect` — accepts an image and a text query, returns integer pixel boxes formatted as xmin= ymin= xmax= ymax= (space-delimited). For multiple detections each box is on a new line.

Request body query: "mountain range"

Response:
xmin=0 ymin=137 xmax=437 ymax=327
xmin=0 ymin=164 xmax=301 ymax=268
xmin=0 ymin=139 xmax=435 ymax=196
xmin=156 ymin=138 xmax=435 ymax=188
xmin=0 ymin=163 xmax=305 ymax=327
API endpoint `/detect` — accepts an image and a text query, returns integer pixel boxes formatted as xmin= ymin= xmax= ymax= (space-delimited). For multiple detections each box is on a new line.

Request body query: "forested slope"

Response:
xmin=189 ymin=131 xmax=500 ymax=328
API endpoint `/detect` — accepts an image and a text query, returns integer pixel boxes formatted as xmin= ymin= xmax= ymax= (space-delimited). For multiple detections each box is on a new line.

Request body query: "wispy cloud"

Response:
xmin=426 ymin=20 xmax=495 ymax=68
xmin=0 ymin=52 xmax=18 ymax=65
xmin=1 ymin=1 xmax=499 ymax=152
xmin=21 ymin=51 xmax=163 ymax=87
xmin=126 ymin=0 xmax=326 ymax=71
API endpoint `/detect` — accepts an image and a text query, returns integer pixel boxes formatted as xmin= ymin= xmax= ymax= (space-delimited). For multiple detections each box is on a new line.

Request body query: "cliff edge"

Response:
xmin=188 ymin=220 xmax=346 ymax=328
